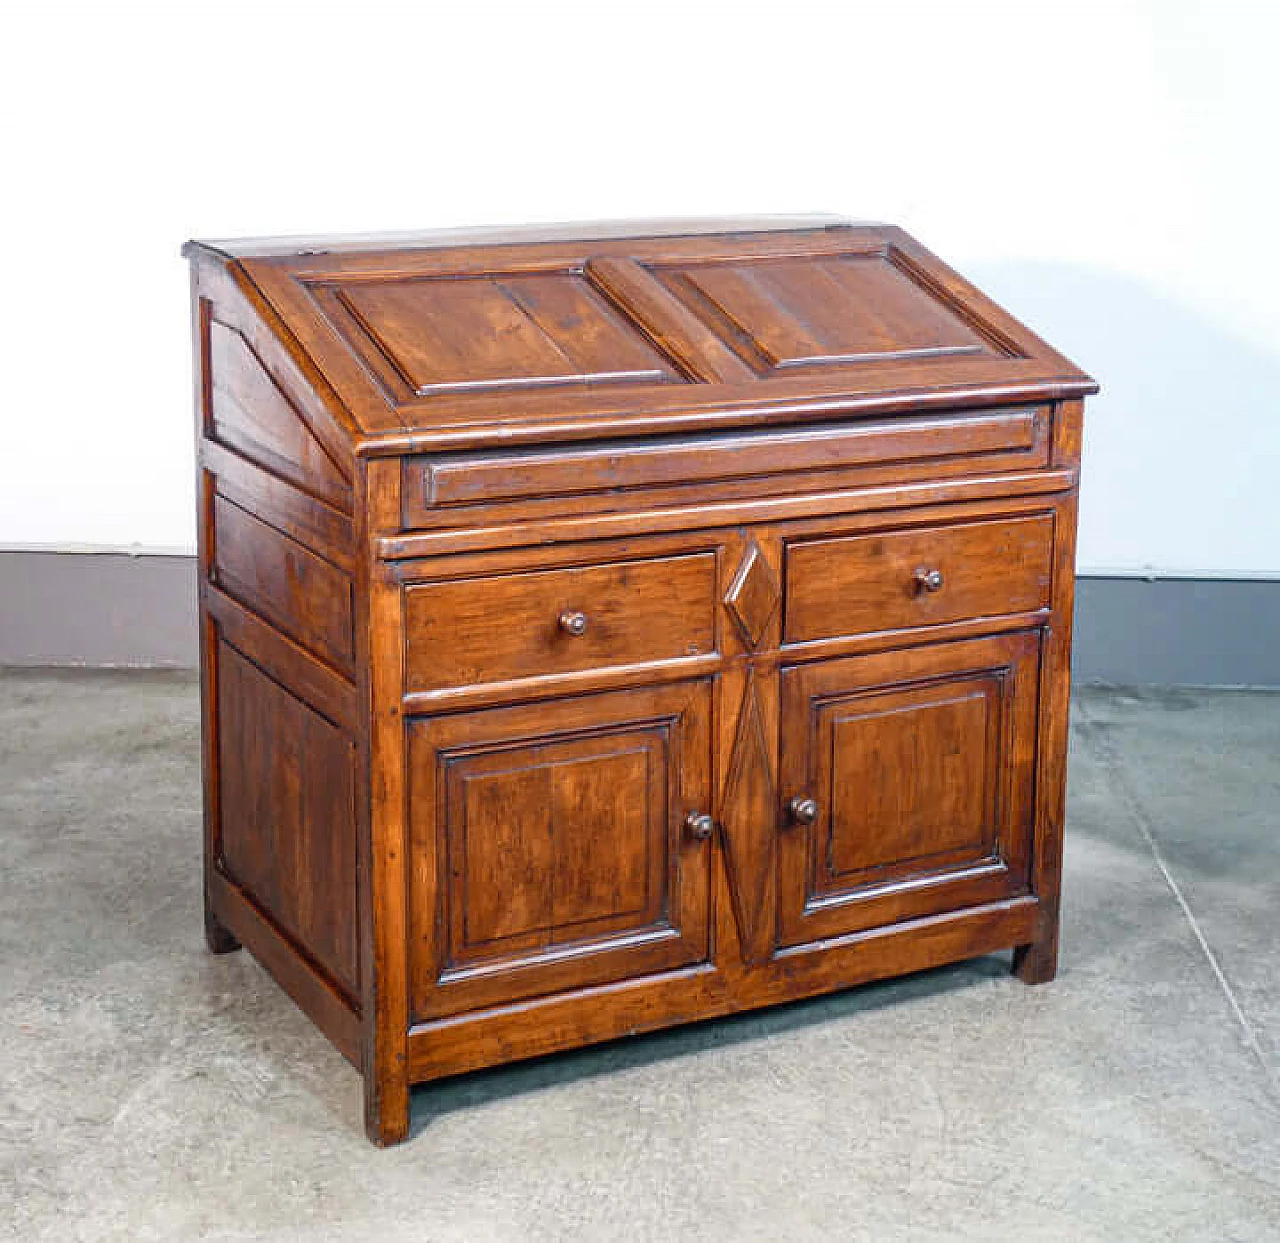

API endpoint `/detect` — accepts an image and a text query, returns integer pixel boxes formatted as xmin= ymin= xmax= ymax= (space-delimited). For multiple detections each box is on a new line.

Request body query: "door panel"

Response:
xmin=778 ymin=632 xmax=1041 ymax=947
xmin=444 ymin=733 xmax=661 ymax=958
xmin=407 ymin=681 xmax=712 ymax=1019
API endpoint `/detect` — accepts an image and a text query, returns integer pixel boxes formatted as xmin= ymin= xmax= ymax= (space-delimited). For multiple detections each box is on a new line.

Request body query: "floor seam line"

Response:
xmin=1075 ymin=694 xmax=1278 ymax=1102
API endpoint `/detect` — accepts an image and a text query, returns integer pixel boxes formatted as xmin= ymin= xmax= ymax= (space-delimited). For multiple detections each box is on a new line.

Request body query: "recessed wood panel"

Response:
xmin=448 ymin=737 xmax=658 ymax=955
xmin=778 ymin=632 xmax=1041 ymax=946
xmin=212 ymin=494 xmax=354 ymax=673
xmin=656 ymin=251 xmax=1010 ymax=376
xmin=201 ymin=223 xmax=1096 ymax=456
xmin=784 ymin=513 xmax=1054 ymax=644
xmin=329 ymin=270 xmax=683 ymax=398
xmin=824 ymin=682 xmax=996 ymax=883
xmin=216 ymin=641 xmax=358 ymax=998
xmin=208 ymin=320 xmax=352 ymax=510
xmin=407 ymin=682 xmax=713 ymax=1019
xmin=403 ymin=553 xmax=716 ymax=694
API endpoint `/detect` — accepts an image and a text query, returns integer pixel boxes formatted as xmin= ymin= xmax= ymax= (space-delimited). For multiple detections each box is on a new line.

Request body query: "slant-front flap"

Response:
xmin=189 ymin=220 xmax=1096 ymax=453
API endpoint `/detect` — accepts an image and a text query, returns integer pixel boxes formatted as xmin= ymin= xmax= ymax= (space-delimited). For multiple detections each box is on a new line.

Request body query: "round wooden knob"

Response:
xmin=684 ymin=811 xmax=715 ymax=841
xmin=789 ymin=796 xmax=819 ymax=825
xmin=558 ymin=610 xmax=588 ymax=636
xmin=914 ymin=567 xmax=945 ymax=594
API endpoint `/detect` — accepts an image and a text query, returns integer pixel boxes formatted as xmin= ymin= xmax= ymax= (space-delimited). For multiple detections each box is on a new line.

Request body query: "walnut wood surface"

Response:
xmin=187 ymin=219 xmax=1095 ymax=1146
xmin=407 ymin=682 xmax=712 ymax=1020
xmin=783 ymin=512 xmax=1055 ymax=643
xmin=216 ymin=644 xmax=359 ymax=998
xmin=402 ymin=553 xmax=716 ymax=693
xmin=400 ymin=405 xmax=1048 ymax=521
xmin=189 ymin=220 xmax=1095 ymax=454
xmin=777 ymin=632 xmax=1040 ymax=945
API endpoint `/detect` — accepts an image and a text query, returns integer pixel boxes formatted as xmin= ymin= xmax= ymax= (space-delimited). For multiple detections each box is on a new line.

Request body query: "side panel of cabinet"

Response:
xmin=214 ymin=640 xmax=360 ymax=997
xmin=406 ymin=681 xmax=713 ymax=1020
xmin=191 ymin=259 xmax=365 ymax=1076
xmin=777 ymin=631 xmax=1041 ymax=947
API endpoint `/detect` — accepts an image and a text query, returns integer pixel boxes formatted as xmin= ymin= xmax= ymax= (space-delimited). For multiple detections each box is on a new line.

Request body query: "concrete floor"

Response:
xmin=1 ymin=672 xmax=1277 ymax=1242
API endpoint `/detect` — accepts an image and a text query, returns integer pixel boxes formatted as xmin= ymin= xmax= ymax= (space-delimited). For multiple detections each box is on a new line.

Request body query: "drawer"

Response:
xmin=400 ymin=406 xmax=1051 ymax=526
xmin=783 ymin=513 xmax=1054 ymax=644
xmin=404 ymin=553 xmax=717 ymax=693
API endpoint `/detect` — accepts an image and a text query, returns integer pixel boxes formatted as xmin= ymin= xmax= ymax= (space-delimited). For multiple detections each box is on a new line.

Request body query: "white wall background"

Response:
xmin=1 ymin=0 xmax=1276 ymax=575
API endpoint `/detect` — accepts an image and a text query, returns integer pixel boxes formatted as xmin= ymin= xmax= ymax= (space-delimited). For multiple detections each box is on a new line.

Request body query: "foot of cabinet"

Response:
xmin=1012 ymin=937 xmax=1058 ymax=985
xmin=204 ymin=905 xmax=241 ymax=955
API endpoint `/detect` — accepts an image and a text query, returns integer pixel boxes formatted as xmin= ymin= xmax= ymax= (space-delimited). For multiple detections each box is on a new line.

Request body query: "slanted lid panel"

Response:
xmin=229 ymin=223 xmax=1095 ymax=449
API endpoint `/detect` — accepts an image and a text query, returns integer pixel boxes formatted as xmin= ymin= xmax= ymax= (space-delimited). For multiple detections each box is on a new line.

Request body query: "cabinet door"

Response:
xmin=777 ymin=632 xmax=1041 ymax=948
xmin=407 ymin=681 xmax=713 ymax=1020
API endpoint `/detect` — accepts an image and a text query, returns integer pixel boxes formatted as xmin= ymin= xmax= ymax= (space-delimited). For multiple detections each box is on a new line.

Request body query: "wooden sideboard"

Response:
xmin=183 ymin=218 xmax=1096 ymax=1145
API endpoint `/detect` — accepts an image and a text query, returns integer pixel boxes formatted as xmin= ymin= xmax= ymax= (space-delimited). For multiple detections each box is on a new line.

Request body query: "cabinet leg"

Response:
xmin=364 ymin=1067 xmax=411 ymax=1147
xmin=204 ymin=903 xmax=241 ymax=955
xmin=1013 ymin=935 xmax=1058 ymax=985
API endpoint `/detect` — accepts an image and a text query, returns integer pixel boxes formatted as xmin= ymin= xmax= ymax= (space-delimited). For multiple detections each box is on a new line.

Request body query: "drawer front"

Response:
xmin=402 ymin=406 xmax=1049 ymax=522
xmin=784 ymin=513 xmax=1054 ymax=644
xmin=404 ymin=553 xmax=716 ymax=693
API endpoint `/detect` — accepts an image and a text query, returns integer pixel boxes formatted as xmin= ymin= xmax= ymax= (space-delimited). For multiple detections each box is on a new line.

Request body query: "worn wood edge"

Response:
xmin=181 ymin=216 xmax=855 ymax=262
xmin=207 ymin=868 xmax=362 ymax=1068
xmin=188 ymin=225 xmax=1096 ymax=459
xmin=405 ymin=896 xmax=1038 ymax=1082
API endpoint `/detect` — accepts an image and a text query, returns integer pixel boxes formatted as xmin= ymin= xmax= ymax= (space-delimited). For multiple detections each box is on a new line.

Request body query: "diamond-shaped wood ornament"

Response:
xmin=724 ymin=539 xmax=780 ymax=650
xmin=719 ymin=672 xmax=778 ymax=962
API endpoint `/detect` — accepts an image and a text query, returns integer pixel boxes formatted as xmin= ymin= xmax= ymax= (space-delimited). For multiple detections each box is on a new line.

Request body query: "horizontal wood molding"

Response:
xmin=406 ymin=897 xmax=1038 ymax=1082
xmin=3 ymin=551 xmax=1278 ymax=686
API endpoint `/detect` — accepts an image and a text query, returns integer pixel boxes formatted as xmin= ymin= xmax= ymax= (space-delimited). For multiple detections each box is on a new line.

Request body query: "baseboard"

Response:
xmin=1071 ymin=575 xmax=1280 ymax=688
xmin=1 ymin=551 xmax=1277 ymax=686
xmin=0 ymin=550 xmax=196 ymax=668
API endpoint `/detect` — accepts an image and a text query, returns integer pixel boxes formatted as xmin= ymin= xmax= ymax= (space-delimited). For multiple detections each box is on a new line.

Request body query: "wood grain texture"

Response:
xmin=407 ymin=896 xmax=1040 ymax=1084
xmin=784 ymin=512 xmax=1054 ymax=643
xmin=212 ymin=493 xmax=354 ymax=674
xmin=656 ymin=251 xmax=1002 ymax=374
xmin=777 ymin=632 xmax=1041 ymax=945
xmin=407 ymin=682 xmax=712 ymax=1019
xmin=379 ymin=469 xmax=1076 ymax=561
xmin=188 ymin=222 xmax=1095 ymax=455
xmin=208 ymin=318 xmax=352 ymax=510
xmin=403 ymin=553 xmax=716 ymax=693
xmin=215 ymin=641 xmax=359 ymax=998
xmin=325 ymin=269 xmax=683 ymax=401
xmin=401 ymin=405 xmax=1047 ymax=519
xmin=186 ymin=220 xmax=1095 ymax=1145
xmin=208 ymin=867 xmax=361 ymax=1068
